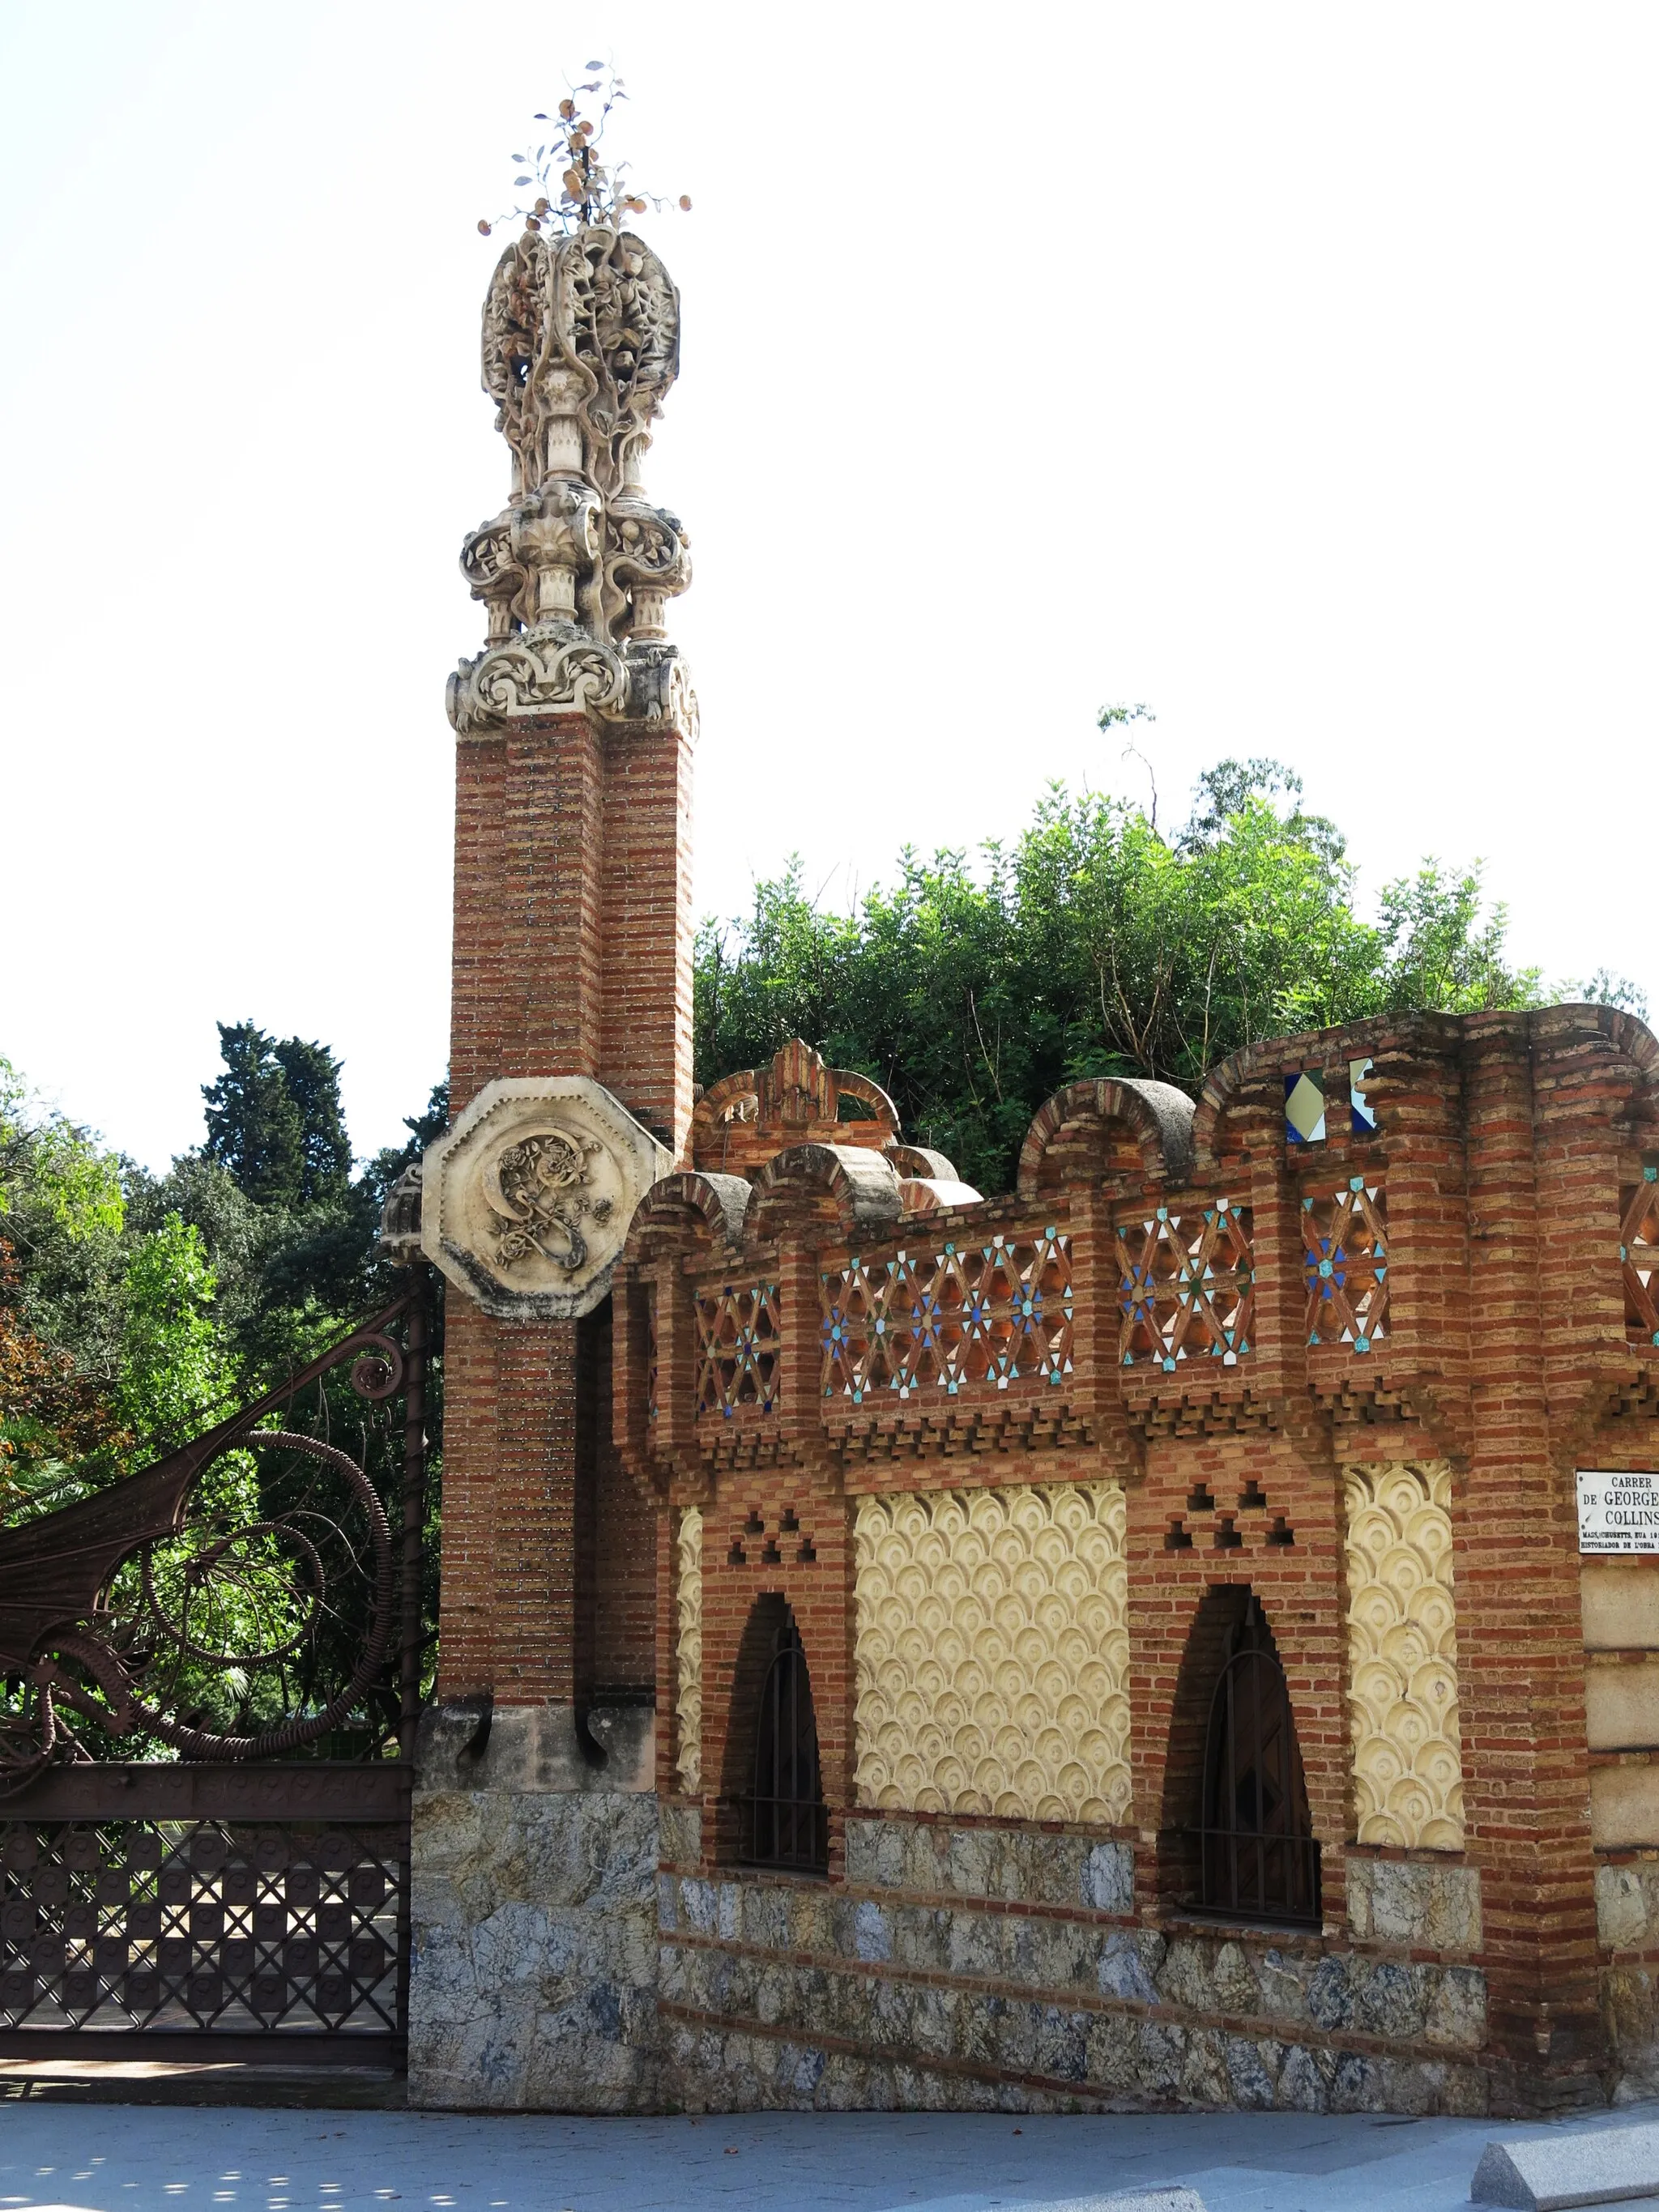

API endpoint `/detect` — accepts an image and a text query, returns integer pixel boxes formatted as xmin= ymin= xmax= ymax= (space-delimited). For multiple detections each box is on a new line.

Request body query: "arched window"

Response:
xmin=1199 ymin=1595 xmax=1320 ymax=1924
xmin=741 ymin=1610 xmax=827 ymax=1873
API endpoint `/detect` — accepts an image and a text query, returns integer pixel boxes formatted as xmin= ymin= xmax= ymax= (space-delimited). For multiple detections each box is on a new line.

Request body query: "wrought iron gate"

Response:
xmin=0 ymin=1288 xmax=430 ymax=2063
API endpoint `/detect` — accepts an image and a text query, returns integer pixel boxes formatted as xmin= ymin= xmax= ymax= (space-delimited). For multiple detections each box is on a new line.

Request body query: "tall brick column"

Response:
xmin=407 ymin=208 xmax=697 ymax=2114
xmin=1456 ymin=1016 xmax=1605 ymax=2105
xmin=439 ymin=708 xmax=693 ymax=1707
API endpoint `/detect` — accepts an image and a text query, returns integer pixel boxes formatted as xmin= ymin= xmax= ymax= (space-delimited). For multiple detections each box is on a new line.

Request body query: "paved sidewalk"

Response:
xmin=2 ymin=2099 xmax=1659 ymax=2212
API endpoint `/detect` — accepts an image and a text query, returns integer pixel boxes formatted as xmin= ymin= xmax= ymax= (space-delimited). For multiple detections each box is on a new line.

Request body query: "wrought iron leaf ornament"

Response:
xmin=0 ymin=1296 xmax=422 ymax=1796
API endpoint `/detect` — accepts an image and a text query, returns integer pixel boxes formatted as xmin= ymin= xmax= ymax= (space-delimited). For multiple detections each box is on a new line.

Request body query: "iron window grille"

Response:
xmin=739 ymin=1613 xmax=828 ymax=1875
xmin=1190 ymin=1596 xmax=1320 ymax=1927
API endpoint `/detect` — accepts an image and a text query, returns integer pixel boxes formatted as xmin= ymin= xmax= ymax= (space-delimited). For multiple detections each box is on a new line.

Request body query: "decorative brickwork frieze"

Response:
xmin=694 ymin=1281 xmax=781 ymax=1417
xmin=1342 ymin=1460 xmax=1464 ymax=1848
xmin=1113 ymin=1200 xmax=1254 ymax=1371
xmin=1304 ymin=1180 xmax=1389 ymax=1353
xmin=852 ymin=1482 xmax=1131 ymax=1824
xmin=821 ymin=1230 xmax=1073 ymax=1405
xmin=1623 ymin=1169 xmax=1659 ymax=1350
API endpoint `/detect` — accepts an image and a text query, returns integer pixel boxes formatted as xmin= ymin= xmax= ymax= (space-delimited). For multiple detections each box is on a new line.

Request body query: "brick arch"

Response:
xmin=1189 ymin=1014 xmax=1463 ymax=1174
xmin=1016 ymin=1076 xmax=1196 ymax=1200
xmin=745 ymin=1142 xmax=903 ymax=1246
xmin=621 ymin=1168 xmax=751 ymax=1266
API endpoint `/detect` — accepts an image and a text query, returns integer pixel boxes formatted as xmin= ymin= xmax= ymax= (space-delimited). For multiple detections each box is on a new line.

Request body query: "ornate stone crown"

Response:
xmin=447 ymin=224 xmax=696 ymax=740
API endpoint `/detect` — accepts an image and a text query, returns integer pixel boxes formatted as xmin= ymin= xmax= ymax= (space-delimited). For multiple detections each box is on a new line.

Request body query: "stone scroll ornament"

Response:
xmin=420 ymin=1076 xmax=672 ymax=1320
xmin=447 ymin=224 xmax=696 ymax=739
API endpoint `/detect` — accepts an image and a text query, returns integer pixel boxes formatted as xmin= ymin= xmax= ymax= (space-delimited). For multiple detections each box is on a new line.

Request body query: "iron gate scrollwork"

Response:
xmin=0 ymin=1286 xmax=431 ymax=2062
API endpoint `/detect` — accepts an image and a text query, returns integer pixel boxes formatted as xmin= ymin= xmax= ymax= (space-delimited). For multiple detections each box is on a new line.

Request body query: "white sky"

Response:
xmin=3 ymin=2 xmax=1655 ymax=1174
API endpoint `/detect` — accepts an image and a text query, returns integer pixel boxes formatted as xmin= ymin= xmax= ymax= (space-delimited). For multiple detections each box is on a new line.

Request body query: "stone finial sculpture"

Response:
xmin=448 ymin=222 xmax=694 ymax=738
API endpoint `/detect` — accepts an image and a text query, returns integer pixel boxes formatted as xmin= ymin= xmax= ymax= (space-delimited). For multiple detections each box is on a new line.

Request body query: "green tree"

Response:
xmin=272 ymin=1037 xmax=352 ymax=1204
xmin=202 ymin=1023 xmax=307 ymax=1207
xmin=694 ymin=761 xmax=1555 ymax=1194
xmin=116 ymin=1215 xmax=231 ymax=1455
xmin=202 ymin=1023 xmax=350 ymax=1209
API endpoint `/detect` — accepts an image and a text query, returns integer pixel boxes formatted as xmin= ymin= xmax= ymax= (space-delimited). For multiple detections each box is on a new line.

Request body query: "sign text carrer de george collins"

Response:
xmin=1578 ymin=1470 xmax=1659 ymax=1554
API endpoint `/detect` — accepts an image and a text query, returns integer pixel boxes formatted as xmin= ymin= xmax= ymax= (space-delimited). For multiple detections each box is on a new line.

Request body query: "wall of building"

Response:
xmin=604 ymin=1013 xmax=1659 ymax=2118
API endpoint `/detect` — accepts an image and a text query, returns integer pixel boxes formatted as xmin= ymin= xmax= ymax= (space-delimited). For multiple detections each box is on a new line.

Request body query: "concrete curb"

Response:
xmin=1472 ymin=2120 xmax=1659 ymax=2208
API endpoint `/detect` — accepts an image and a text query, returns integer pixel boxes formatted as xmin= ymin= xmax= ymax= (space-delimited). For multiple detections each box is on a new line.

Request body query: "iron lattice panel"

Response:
xmin=0 ymin=1818 xmax=403 ymax=2035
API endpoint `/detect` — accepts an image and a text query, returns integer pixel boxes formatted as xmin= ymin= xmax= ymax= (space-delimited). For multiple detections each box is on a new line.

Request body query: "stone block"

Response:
xmin=1601 ymin=1962 xmax=1657 ymax=2055
xmin=1425 ymin=1963 xmax=1488 ymax=2049
xmin=659 ymin=1800 xmax=702 ymax=1866
xmin=1306 ymin=1952 xmax=1357 ymax=2032
xmin=1211 ymin=1941 xmax=1260 ymax=2018
xmin=853 ymin=1899 xmax=893 ymax=1962
xmin=408 ymin=1784 xmax=661 ymax=2112
xmin=1098 ymin=1930 xmax=1162 ymax=2005
xmin=1588 ymin=1661 xmax=1659 ymax=1751
xmin=1275 ymin=2042 xmax=1333 ymax=2112
xmin=1354 ymin=1958 xmax=1428 ymax=2042
xmin=1156 ymin=1937 xmax=1215 ymax=2014
xmin=1223 ymin=2034 xmax=1281 ymax=2109
xmin=1472 ymin=2118 xmax=1659 ymax=2206
xmin=1081 ymin=1840 xmax=1136 ymax=1914
xmin=1179 ymin=2027 xmax=1231 ymax=2106
xmin=416 ymin=1700 xmax=654 ymax=1796
xmin=1596 ymin=1864 xmax=1657 ymax=1948
xmin=1592 ymin=1766 xmax=1659 ymax=1848
xmin=1346 ymin=1855 xmax=1482 ymax=1950
xmin=1583 ymin=1561 xmax=1659 ymax=1651
xmin=1256 ymin=1948 xmax=1312 ymax=2025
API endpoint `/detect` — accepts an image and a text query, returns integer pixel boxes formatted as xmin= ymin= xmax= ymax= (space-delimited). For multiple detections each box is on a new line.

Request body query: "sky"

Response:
xmin=2 ymin=2 xmax=1656 ymax=1173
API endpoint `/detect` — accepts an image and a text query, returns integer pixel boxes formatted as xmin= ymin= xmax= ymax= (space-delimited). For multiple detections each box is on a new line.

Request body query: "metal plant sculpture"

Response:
xmin=0 ymin=1296 xmax=427 ymax=1796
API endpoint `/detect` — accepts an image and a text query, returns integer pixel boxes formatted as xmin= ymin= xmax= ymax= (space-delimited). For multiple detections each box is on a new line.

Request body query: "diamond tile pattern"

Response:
xmin=1285 ymin=1070 xmax=1328 ymax=1145
xmin=1114 ymin=1203 xmax=1254 ymax=1370
xmin=695 ymin=1281 xmax=781 ymax=1416
xmin=0 ymin=1819 xmax=402 ymax=2033
xmin=1623 ymin=1168 xmax=1659 ymax=1350
xmin=1303 ymin=1178 xmax=1389 ymax=1353
xmin=821 ymin=1231 xmax=1073 ymax=1404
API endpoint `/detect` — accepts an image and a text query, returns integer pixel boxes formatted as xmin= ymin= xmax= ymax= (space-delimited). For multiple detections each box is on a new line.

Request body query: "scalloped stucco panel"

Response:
xmin=1343 ymin=1460 xmax=1465 ymax=1850
xmin=853 ymin=1481 xmax=1130 ymax=1823
xmin=675 ymin=1506 xmax=703 ymax=1794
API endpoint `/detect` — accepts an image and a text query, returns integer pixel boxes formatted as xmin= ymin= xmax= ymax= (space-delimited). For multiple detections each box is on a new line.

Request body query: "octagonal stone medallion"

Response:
xmin=420 ymin=1076 xmax=672 ymax=1319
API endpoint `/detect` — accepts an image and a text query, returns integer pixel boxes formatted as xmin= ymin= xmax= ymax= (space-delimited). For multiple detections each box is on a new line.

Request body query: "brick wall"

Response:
xmin=619 ymin=1009 xmax=1659 ymax=2112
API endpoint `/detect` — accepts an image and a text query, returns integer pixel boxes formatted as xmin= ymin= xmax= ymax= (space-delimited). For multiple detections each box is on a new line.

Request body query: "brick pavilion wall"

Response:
xmin=617 ymin=1010 xmax=1659 ymax=2117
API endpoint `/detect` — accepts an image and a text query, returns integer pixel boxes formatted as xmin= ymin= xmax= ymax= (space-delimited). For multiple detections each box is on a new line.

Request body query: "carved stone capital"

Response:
xmin=420 ymin=1076 xmax=672 ymax=1319
xmin=621 ymin=641 xmax=700 ymax=743
xmin=510 ymin=478 xmax=603 ymax=625
xmin=458 ymin=513 xmax=527 ymax=641
xmin=447 ymin=624 xmax=628 ymax=737
xmin=447 ymin=629 xmax=698 ymax=744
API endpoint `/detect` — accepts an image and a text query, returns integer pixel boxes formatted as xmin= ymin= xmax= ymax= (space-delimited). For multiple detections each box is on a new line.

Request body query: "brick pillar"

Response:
xmin=1456 ymin=1014 xmax=1605 ymax=2105
xmin=436 ymin=707 xmax=694 ymax=1707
